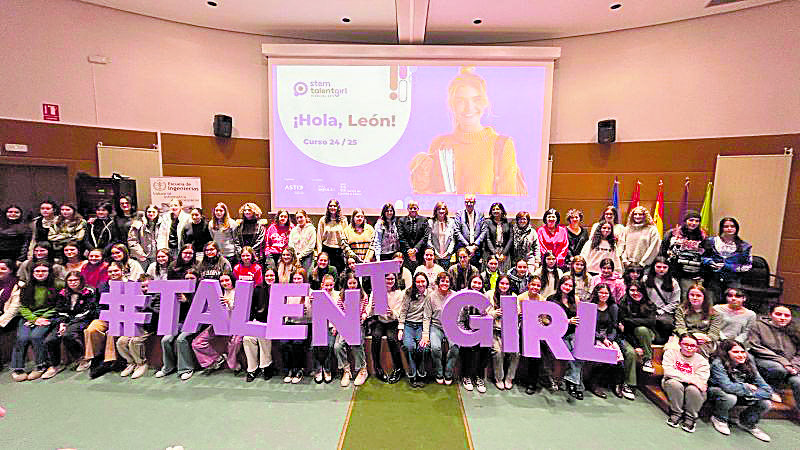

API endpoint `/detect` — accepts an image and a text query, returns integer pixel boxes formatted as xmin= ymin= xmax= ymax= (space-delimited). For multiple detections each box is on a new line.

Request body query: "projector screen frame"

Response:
xmin=263 ymin=44 xmax=560 ymax=217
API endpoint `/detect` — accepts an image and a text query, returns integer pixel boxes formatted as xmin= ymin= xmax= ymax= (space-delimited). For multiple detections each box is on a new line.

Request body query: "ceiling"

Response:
xmin=81 ymin=0 xmax=784 ymax=44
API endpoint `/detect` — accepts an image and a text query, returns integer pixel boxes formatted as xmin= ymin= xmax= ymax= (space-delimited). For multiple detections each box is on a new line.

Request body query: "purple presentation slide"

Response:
xmin=270 ymin=65 xmax=547 ymax=214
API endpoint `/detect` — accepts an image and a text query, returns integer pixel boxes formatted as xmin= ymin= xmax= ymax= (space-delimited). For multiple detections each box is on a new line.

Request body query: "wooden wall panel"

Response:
xmin=550 ymin=133 xmax=800 ymax=305
xmin=160 ymin=133 xmax=271 ymax=216
xmin=0 ymin=118 xmax=157 ymax=203
xmin=160 ymin=134 xmax=268 ymax=167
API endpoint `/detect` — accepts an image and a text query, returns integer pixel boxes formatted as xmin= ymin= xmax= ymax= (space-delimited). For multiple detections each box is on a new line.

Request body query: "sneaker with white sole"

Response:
xmin=711 ymin=416 xmax=730 ymax=435
xmin=746 ymin=427 xmax=771 ymax=442
xmin=354 ymin=368 xmax=368 ymax=386
xmin=622 ymin=384 xmax=636 ymax=401
xmin=324 ymin=370 xmax=332 ymax=383
xmin=180 ymin=370 xmax=194 ymax=381
xmin=291 ymin=369 xmax=303 ymax=384
xmin=120 ymin=363 xmax=136 ymax=377
xmin=504 ymin=379 xmax=513 ymax=390
xmin=681 ymin=416 xmax=697 ymax=433
xmin=463 ymin=377 xmax=474 ymax=391
xmin=340 ymin=370 xmax=352 ymax=387
xmin=154 ymin=369 xmax=174 ymax=378
xmin=475 ymin=378 xmax=487 ymax=393
xmin=11 ymin=370 xmax=27 ymax=382
xmin=285 ymin=373 xmax=294 ymax=383
xmin=666 ymin=411 xmax=681 ymax=428
xmin=642 ymin=360 xmax=655 ymax=373
xmin=131 ymin=364 xmax=148 ymax=379
xmin=27 ymin=370 xmax=44 ymax=381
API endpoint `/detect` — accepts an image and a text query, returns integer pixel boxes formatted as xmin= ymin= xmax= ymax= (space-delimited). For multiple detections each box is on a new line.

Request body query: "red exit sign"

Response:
xmin=42 ymin=103 xmax=60 ymax=121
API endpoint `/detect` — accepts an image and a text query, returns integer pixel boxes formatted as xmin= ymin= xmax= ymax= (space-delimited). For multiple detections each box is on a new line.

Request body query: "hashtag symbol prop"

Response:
xmin=99 ymin=281 xmax=153 ymax=337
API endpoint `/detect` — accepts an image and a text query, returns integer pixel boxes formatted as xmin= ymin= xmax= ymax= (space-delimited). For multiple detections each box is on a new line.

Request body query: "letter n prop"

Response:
xmin=572 ymin=302 xmax=617 ymax=364
xmin=521 ymin=301 xmax=573 ymax=360
xmin=265 ymin=283 xmax=310 ymax=340
xmin=311 ymin=289 xmax=360 ymax=346
xmin=354 ymin=260 xmax=401 ymax=316
xmin=181 ymin=279 xmax=230 ymax=335
xmin=441 ymin=291 xmax=492 ymax=347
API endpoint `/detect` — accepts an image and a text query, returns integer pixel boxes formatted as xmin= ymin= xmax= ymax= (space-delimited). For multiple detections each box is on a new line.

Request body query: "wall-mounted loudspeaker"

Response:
xmin=598 ymin=119 xmax=616 ymax=144
xmin=213 ymin=114 xmax=233 ymax=138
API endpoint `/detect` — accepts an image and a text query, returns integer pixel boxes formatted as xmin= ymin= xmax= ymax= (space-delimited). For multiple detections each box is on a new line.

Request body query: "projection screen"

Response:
xmin=263 ymin=44 xmax=560 ymax=216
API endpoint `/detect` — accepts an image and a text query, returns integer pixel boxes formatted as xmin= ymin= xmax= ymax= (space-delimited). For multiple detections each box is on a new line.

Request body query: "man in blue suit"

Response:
xmin=454 ymin=194 xmax=486 ymax=268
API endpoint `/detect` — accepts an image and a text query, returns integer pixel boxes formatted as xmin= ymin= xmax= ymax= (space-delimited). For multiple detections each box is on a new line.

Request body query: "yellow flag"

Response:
xmin=653 ymin=180 xmax=664 ymax=238
xmin=700 ymin=182 xmax=713 ymax=234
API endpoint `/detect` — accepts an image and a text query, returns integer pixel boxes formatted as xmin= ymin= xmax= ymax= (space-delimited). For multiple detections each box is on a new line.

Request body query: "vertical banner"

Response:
xmin=150 ymin=176 xmax=202 ymax=211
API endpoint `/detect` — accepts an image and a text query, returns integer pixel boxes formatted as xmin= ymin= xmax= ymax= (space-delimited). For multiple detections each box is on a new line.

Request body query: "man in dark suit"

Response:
xmin=397 ymin=200 xmax=430 ymax=271
xmin=454 ymin=194 xmax=486 ymax=268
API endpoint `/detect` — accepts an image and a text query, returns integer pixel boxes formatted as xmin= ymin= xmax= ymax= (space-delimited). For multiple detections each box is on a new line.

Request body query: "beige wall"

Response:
xmin=1 ymin=0 xmax=798 ymax=142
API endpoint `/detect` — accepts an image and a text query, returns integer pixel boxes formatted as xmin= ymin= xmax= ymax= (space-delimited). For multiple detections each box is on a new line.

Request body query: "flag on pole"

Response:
xmin=653 ymin=179 xmax=665 ymax=238
xmin=700 ymin=182 xmax=714 ymax=234
xmin=628 ymin=179 xmax=641 ymax=214
xmin=678 ymin=177 xmax=690 ymax=224
xmin=612 ymin=177 xmax=620 ymax=223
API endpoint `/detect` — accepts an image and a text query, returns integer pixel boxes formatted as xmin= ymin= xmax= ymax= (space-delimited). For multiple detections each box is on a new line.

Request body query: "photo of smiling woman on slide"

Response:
xmin=409 ymin=67 xmax=527 ymax=196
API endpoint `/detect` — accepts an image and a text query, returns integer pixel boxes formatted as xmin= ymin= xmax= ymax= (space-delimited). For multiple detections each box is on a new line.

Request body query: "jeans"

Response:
xmin=662 ymin=378 xmax=706 ymax=419
xmin=11 ymin=321 xmax=52 ymax=371
xmin=563 ymin=334 xmax=584 ymax=390
xmin=402 ymin=322 xmax=427 ymax=377
xmin=708 ymin=386 xmax=770 ymax=428
xmin=429 ymin=325 xmax=449 ymax=378
xmin=161 ymin=331 xmax=198 ymax=375
xmin=334 ymin=332 xmax=366 ymax=372
xmin=445 ymin=344 xmax=460 ymax=379
xmin=755 ymin=358 xmax=800 ymax=409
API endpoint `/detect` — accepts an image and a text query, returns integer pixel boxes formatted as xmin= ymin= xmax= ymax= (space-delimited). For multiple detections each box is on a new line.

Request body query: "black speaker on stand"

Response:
xmin=213 ymin=114 xmax=233 ymax=138
xmin=598 ymin=119 xmax=616 ymax=144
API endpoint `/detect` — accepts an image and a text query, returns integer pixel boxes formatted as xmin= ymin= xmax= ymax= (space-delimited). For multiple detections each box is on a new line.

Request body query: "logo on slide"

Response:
xmin=293 ymin=82 xmax=308 ymax=96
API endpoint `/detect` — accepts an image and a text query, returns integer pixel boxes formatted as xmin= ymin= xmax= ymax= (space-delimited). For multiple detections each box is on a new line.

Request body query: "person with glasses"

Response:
xmin=662 ymin=333 xmax=710 ymax=433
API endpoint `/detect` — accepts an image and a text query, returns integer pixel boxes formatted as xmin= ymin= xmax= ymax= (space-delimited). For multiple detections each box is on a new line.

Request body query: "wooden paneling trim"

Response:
xmin=162 ymin=164 xmax=269 ymax=194
xmin=777 ymin=238 xmax=800 ymax=273
xmin=200 ymin=194 xmax=270 ymax=213
xmin=779 ymin=273 xmax=800 ymax=306
xmin=551 ymin=135 xmax=800 ymax=173
xmin=160 ymin=134 xmax=269 ymax=167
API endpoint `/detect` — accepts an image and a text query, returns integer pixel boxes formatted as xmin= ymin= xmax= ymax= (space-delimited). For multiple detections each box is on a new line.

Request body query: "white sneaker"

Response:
xmin=131 ymin=364 xmax=148 ymax=379
xmin=463 ymin=377 xmax=474 ymax=392
xmin=154 ymin=369 xmax=171 ymax=378
xmin=642 ymin=360 xmax=655 ymax=373
xmin=291 ymin=371 xmax=303 ymax=384
xmin=354 ymin=368 xmax=368 ymax=386
xmin=180 ymin=370 xmax=194 ymax=381
xmin=120 ymin=363 xmax=136 ymax=377
xmin=42 ymin=366 xmax=62 ymax=380
xmin=711 ymin=416 xmax=730 ymax=435
xmin=475 ymin=378 xmax=487 ymax=393
xmin=746 ymin=427 xmax=771 ymax=442
xmin=284 ymin=374 xmax=294 ymax=383
xmin=340 ymin=370 xmax=352 ymax=387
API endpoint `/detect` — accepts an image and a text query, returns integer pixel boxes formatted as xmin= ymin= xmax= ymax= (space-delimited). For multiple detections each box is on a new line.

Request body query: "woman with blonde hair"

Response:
xmin=343 ymin=208 xmax=375 ymax=263
xmin=409 ymin=67 xmax=526 ymax=195
xmin=621 ymin=205 xmax=661 ymax=269
xmin=234 ymin=203 xmax=266 ymax=264
xmin=209 ymin=202 xmax=238 ymax=265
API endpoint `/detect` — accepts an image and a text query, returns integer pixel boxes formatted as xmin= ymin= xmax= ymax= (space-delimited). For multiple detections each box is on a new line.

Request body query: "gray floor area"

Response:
xmin=0 ymin=368 xmax=352 ymax=449
xmin=461 ymin=385 xmax=800 ymax=449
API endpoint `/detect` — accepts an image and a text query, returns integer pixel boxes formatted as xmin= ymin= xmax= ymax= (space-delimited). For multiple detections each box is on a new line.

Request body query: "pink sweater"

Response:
xmin=537 ymin=225 xmax=569 ymax=267
xmin=265 ymin=223 xmax=294 ymax=257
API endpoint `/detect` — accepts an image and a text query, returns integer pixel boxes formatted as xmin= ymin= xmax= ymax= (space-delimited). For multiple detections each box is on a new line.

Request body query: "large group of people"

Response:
xmin=0 ymin=194 xmax=796 ymax=443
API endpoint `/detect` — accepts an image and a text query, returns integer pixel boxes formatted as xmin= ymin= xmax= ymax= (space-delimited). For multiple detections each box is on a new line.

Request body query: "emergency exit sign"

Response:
xmin=42 ymin=103 xmax=60 ymax=121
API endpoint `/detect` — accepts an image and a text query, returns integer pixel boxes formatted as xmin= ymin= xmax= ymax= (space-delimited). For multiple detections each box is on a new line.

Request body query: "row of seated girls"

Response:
xmin=0 ymin=197 xmax=795 ymax=444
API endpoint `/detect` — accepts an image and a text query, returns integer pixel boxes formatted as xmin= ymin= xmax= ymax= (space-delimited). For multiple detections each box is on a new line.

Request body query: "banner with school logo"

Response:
xmin=150 ymin=177 xmax=202 ymax=211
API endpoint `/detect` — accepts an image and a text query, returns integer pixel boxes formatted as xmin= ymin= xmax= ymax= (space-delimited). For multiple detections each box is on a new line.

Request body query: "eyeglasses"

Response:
xmin=680 ymin=342 xmax=698 ymax=348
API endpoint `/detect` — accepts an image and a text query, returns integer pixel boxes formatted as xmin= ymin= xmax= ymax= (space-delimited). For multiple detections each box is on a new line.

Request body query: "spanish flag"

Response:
xmin=653 ymin=180 xmax=665 ymax=238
